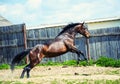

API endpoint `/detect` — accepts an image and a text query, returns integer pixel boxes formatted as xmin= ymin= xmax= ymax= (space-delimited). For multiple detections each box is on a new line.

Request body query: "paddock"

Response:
xmin=0 ymin=66 xmax=120 ymax=84
xmin=0 ymin=17 xmax=120 ymax=83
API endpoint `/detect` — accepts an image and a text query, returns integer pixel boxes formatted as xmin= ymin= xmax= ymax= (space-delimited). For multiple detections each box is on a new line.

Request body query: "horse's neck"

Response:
xmin=55 ymin=28 xmax=78 ymax=40
xmin=65 ymin=30 xmax=77 ymax=38
xmin=55 ymin=31 xmax=77 ymax=40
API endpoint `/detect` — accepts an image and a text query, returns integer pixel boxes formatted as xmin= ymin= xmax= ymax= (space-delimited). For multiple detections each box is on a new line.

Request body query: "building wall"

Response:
xmin=27 ymin=17 xmax=120 ymax=30
xmin=87 ymin=18 xmax=120 ymax=30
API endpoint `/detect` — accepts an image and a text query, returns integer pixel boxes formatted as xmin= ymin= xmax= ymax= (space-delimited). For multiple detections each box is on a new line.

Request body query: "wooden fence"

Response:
xmin=0 ymin=24 xmax=27 ymax=64
xmin=27 ymin=26 xmax=120 ymax=63
xmin=0 ymin=24 xmax=120 ymax=64
xmin=89 ymin=27 xmax=120 ymax=60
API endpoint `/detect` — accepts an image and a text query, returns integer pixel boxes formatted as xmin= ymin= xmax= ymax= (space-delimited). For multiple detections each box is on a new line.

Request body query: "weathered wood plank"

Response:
xmin=1 ymin=24 xmax=120 ymax=64
xmin=0 ymin=24 xmax=26 ymax=64
xmin=26 ymin=26 xmax=120 ymax=63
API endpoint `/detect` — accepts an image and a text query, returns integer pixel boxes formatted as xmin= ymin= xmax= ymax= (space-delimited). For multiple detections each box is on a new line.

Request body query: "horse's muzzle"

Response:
xmin=85 ymin=34 xmax=90 ymax=38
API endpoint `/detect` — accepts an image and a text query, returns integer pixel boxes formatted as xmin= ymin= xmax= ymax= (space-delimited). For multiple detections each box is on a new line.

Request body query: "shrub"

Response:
xmin=114 ymin=60 xmax=120 ymax=67
xmin=96 ymin=56 xmax=120 ymax=67
xmin=79 ymin=59 xmax=95 ymax=66
xmin=87 ymin=59 xmax=95 ymax=66
xmin=1 ymin=56 xmax=120 ymax=69
xmin=63 ymin=60 xmax=77 ymax=66
xmin=0 ymin=64 xmax=10 ymax=70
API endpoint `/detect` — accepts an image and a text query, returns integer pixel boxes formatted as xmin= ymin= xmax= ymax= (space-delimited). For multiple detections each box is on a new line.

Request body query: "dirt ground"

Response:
xmin=0 ymin=66 xmax=120 ymax=84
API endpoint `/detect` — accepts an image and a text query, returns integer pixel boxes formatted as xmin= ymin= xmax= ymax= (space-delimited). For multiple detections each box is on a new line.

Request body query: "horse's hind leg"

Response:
xmin=20 ymin=64 xmax=31 ymax=78
xmin=20 ymin=67 xmax=26 ymax=78
xmin=26 ymin=65 xmax=31 ymax=78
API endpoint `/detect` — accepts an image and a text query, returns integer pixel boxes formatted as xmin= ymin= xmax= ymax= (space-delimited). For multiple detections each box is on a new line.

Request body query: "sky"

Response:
xmin=0 ymin=0 xmax=120 ymax=27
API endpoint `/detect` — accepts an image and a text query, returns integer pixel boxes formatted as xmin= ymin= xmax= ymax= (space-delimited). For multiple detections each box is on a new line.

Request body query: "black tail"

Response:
xmin=11 ymin=48 xmax=31 ymax=71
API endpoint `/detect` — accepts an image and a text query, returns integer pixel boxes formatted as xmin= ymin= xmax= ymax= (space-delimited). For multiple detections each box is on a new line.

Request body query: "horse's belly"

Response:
xmin=45 ymin=51 xmax=66 ymax=58
xmin=44 ymin=42 xmax=67 ymax=57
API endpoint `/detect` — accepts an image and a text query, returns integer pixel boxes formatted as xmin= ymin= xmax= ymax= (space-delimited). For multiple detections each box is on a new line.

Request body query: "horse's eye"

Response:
xmin=83 ymin=28 xmax=86 ymax=30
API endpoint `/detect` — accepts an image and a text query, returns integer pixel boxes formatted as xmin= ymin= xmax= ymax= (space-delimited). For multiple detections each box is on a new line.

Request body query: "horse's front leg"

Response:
xmin=77 ymin=50 xmax=87 ymax=60
xmin=20 ymin=68 xmax=26 ymax=78
xmin=65 ymin=44 xmax=87 ymax=64
xmin=71 ymin=47 xmax=85 ymax=64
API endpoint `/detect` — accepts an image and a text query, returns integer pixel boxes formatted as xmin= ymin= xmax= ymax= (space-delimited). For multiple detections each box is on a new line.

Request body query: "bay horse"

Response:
xmin=11 ymin=22 xmax=90 ymax=78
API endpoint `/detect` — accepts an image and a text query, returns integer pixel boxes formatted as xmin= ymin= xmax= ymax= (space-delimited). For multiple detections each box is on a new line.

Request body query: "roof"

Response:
xmin=27 ymin=23 xmax=67 ymax=29
xmin=27 ymin=16 xmax=120 ymax=30
xmin=0 ymin=15 xmax=12 ymax=27
xmin=86 ymin=16 xmax=120 ymax=23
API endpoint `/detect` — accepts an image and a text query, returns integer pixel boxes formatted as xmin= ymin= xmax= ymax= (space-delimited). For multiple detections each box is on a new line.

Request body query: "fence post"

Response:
xmin=22 ymin=24 xmax=28 ymax=64
xmin=86 ymin=38 xmax=91 ymax=60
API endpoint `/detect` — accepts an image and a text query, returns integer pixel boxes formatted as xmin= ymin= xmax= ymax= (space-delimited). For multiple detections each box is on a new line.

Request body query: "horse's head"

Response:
xmin=75 ymin=22 xmax=90 ymax=38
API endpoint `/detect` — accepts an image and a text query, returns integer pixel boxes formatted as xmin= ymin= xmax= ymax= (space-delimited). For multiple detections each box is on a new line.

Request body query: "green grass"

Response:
xmin=96 ymin=56 xmax=120 ymax=67
xmin=105 ymin=69 xmax=120 ymax=75
xmin=63 ymin=60 xmax=77 ymax=66
xmin=40 ymin=56 xmax=120 ymax=67
xmin=0 ymin=64 xmax=10 ymax=70
xmin=0 ymin=81 xmax=34 ymax=84
xmin=57 ymin=79 xmax=120 ymax=84
xmin=0 ymin=81 xmax=12 ymax=84
xmin=0 ymin=56 xmax=120 ymax=70
xmin=0 ymin=64 xmax=26 ymax=70
xmin=0 ymin=79 xmax=120 ymax=84
xmin=39 ymin=61 xmax=62 ymax=66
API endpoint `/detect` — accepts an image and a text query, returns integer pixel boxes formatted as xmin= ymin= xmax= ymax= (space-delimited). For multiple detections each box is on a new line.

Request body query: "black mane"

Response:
xmin=57 ymin=23 xmax=80 ymax=36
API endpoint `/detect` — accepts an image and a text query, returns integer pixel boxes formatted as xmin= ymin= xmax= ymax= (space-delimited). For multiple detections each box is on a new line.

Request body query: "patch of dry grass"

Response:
xmin=0 ymin=66 xmax=120 ymax=84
